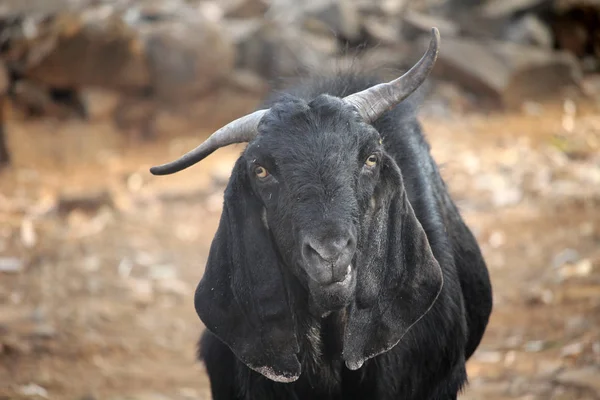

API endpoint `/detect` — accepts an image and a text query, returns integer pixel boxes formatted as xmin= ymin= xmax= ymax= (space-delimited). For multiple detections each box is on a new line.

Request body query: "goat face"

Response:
xmin=243 ymin=94 xmax=381 ymax=313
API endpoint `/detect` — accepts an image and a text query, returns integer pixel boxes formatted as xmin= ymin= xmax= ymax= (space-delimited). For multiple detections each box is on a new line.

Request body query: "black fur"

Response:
xmin=196 ymin=72 xmax=493 ymax=399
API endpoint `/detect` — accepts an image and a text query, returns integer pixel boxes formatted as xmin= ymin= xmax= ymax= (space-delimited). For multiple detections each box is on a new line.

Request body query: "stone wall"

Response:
xmin=0 ymin=0 xmax=598 ymax=166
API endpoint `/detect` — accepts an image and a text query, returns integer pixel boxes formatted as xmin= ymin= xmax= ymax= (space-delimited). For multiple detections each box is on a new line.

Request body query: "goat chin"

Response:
xmin=307 ymin=268 xmax=357 ymax=316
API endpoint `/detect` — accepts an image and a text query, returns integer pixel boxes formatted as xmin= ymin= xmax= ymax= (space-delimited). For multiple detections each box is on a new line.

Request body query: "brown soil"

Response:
xmin=1 ymin=99 xmax=599 ymax=400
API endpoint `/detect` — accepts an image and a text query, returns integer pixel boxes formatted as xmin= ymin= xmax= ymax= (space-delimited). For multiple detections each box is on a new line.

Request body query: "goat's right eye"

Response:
xmin=254 ymin=166 xmax=270 ymax=179
xmin=365 ymin=154 xmax=378 ymax=167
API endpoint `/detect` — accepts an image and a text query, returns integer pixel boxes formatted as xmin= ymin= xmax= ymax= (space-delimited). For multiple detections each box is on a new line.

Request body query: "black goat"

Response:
xmin=150 ymin=29 xmax=493 ymax=400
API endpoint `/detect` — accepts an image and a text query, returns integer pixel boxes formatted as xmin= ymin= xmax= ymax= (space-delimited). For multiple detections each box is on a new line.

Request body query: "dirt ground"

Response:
xmin=1 ymin=95 xmax=600 ymax=400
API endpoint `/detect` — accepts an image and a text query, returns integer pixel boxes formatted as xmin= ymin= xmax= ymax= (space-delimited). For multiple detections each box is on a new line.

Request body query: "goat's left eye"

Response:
xmin=365 ymin=154 xmax=378 ymax=167
xmin=254 ymin=165 xmax=270 ymax=179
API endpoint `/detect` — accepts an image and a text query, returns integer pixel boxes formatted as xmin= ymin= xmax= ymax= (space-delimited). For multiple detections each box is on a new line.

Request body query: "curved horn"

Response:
xmin=344 ymin=28 xmax=440 ymax=123
xmin=149 ymin=109 xmax=268 ymax=176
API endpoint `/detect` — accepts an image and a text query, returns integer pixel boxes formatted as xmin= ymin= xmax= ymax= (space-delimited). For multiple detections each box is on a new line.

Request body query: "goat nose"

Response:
xmin=301 ymin=230 xmax=357 ymax=283
xmin=303 ymin=235 xmax=354 ymax=262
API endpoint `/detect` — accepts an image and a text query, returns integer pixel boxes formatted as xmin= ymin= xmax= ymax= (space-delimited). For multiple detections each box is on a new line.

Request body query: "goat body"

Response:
xmin=195 ymin=72 xmax=493 ymax=400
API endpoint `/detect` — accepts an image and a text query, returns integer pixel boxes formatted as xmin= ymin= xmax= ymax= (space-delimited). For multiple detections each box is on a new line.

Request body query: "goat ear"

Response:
xmin=194 ymin=160 xmax=301 ymax=383
xmin=343 ymin=156 xmax=444 ymax=370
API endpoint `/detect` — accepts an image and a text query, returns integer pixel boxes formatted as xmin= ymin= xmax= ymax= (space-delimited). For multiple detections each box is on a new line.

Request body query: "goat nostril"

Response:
xmin=345 ymin=236 xmax=355 ymax=251
xmin=303 ymin=239 xmax=333 ymax=263
xmin=302 ymin=241 xmax=318 ymax=260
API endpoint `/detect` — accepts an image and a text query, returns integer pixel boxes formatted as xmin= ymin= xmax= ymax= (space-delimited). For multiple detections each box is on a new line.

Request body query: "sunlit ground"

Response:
xmin=1 ymin=97 xmax=600 ymax=399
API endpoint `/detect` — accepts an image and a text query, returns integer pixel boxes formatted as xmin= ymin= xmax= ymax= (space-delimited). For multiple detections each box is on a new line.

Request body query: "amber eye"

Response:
xmin=365 ymin=154 xmax=378 ymax=167
xmin=254 ymin=165 xmax=269 ymax=178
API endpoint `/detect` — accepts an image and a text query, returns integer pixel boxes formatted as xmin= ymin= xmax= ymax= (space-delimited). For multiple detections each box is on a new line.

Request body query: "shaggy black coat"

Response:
xmin=196 ymin=72 xmax=493 ymax=400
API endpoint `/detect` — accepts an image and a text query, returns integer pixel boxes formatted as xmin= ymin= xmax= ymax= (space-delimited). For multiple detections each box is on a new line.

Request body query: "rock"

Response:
xmin=129 ymin=0 xmax=186 ymax=23
xmin=558 ymin=258 xmax=593 ymax=281
xmin=13 ymin=3 xmax=235 ymax=104
xmin=560 ymin=342 xmax=585 ymax=358
xmin=11 ymin=80 xmax=77 ymax=118
xmin=431 ymin=37 xmax=583 ymax=109
xmin=552 ymin=3 xmax=600 ymax=59
xmin=32 ymin=323 xmax=56 ymax=339
xmin=80 ymin=88 xmax=120 ymax=121
xmin=149 ymin=264 xmax=178 ymax=281
xmin=524 ymin=285 xmax=554 ymax=305
xmin=24 ymin=10 xmax=151 ymax=91
xmin=227 ymin=69 xmax=269 ymax=94
xmin=474 ymin=172 xmax=523 ymax=207
xmin=552 ymin=248 xmax=580 ymax=269
xmin=488 ymin=230 xmax=506 ymax=248
xmin=565 ymin=316 xmax=591 ymax=336
xmin=504 ymin=14 xmax=554 ymax=48
xmin=174 ymin=223 xmax=200 ymax=242
xmin=537 ymin=360 xmax=564 ymax=378
xmin=127 ymin=172 xmax=145 ymax=193
xmin=205 ymin=192 xmax=224 ymax=213
xmin=402 ymin=11 xmax=460 ymax=40
xmin=507 ymin=375 xmax=534 ymax=397
xmin=0 ymin=62 xmax=8 ymax=96
xmin=0 ymin=257 xmax=24 ymax=273
xmin=82 ymin=256 xmax=101 ymax=272
xmin=19 ymin=383 xmax=49 ymax=399
xmin=20 ymin=218 xmax=37 ymax=248
xmin=524 ymin=340 xmax=546 ymax=352
xmin=143 ymin=13 xmax=236 ymax=102
xmin=118 ymin=258 xmax=134 ymax=278
xmin=225 ymin=18 xmax=263 ymax=45
xmin=234 ymin=21 xmax=319 ymax=80
xmin=555 ymin=283 xmax=600 ymax=303
xmin=350 ymin=44 xmax=412 ymax=78
xmin=380 ymin=0 xmax=409 ymax=16
xmin=478 ymin=0 xmax=549 ymax=19
xmin=224 ymin=0 xmax=269 ymax=18
xmin=198 ymin=1 xmax=225 ymax=23
xmin=155 ymin=278 xmax=191 ymax=297
xmin=305 ymin=0 xmax=362 ymax=42
xmin=363 ymin=16 xmax=399 ymax=45
xmin=473 ymin=350 xmax=503 ymax=363
xmin=306 ymin=31 xmax=340 ymax=56
xmin=555 ymin=367 xmax=600 ymax=396
xmin=57 ymin=189 xmax=114 ymax=215
xmin=125 ymin=278 xmax=154 ymax=307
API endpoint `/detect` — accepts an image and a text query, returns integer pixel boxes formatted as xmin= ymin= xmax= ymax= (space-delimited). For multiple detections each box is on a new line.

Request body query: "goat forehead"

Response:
xmin=268 ymin=118 xmax=362 ymax=163
xmin=274 ymin=131 xmax=360 ymax=182
xmin=251 ymin=96 xmax=376 ymax=181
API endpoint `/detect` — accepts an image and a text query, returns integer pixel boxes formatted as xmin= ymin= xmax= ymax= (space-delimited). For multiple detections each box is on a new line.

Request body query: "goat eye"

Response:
xmin=365 ymin=154 xmax=378 ymax=167
xmin=254 ymin=166 xmax=270 ymax=178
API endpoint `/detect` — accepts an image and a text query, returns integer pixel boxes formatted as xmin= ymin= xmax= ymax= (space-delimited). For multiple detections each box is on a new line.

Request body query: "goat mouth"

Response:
xmin=325 ymin=265 xmax=353 ymax=287
xmin=308 ymin=264 xmax=355 ymax=315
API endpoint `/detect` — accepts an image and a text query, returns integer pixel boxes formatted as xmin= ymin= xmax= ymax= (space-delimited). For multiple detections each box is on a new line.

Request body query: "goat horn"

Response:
xmin=149 ymin=109 xmax=268 ymax=176
xmin=343 ymin=28 xmax=440 ymax=123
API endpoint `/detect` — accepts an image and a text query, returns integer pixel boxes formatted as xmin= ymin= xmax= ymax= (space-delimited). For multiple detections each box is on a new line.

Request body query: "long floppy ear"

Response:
xmin=343 ymin=155 xmax=444 ymax=370
xmin=194 ymin=160 xmax=301 ymax=382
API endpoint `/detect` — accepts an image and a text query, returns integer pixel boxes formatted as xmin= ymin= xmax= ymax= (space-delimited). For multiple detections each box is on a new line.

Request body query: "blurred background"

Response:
xmin=0 ymin=0 xmax=599 ymax=399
